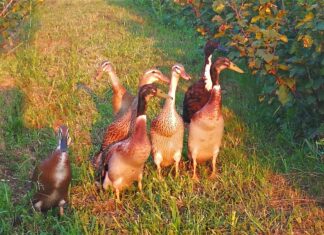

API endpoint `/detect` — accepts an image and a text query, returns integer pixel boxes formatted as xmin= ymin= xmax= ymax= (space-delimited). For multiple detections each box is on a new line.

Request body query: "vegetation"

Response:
xmin=136 ymin=0 xmax=324 ymax=140
xmin=0 ymin=0 xmax=42 ymax=52
xmin=0 ymin=0 xmax=323 ymax=234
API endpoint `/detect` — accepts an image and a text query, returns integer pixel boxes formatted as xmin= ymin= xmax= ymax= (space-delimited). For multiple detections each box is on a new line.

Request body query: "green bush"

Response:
xmin=136 ymin=0 xmax=324 ymax=140
xmin=0 ymin=0 xmax=41 ymax=49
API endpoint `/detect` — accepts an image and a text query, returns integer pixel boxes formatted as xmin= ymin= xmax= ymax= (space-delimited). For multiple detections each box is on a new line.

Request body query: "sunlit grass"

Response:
xmin=0 ymin=0 xmax=323 ymax=234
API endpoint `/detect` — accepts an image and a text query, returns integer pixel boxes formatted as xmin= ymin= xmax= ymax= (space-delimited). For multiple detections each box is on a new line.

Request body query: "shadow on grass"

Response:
xmin=0 ymin=87 xmax=75 ymax=233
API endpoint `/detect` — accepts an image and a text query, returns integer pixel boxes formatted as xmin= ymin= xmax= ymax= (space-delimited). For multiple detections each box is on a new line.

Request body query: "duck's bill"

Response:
xmin=228 ymin=62 xmax=244 ymax=73
xmin=156 ymin=89 xmax=173 ymax=100
xmin=159 ymin=74 xmax=171 ymax=84
xmin=180 ymin=71 xmax=191 ymax=80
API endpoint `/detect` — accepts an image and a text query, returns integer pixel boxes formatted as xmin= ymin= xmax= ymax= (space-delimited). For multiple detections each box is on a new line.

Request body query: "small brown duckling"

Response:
xmin=101 ymin=84 xmax=170 ymax=203
xmin=32 ymin=125 xmax=72 ymax=216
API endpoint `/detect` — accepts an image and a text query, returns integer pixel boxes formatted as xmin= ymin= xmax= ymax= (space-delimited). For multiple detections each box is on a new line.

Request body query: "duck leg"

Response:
xmin=209 ymin=148 xmax=219 ymax=179
xmin=173 ymin=151 xmax=181 ymax=177
xmin=153 ymin=152 xmax=163 ymax=179
xmin=58 ymin=199 xmax=66 ymax=216
xmin=138 ymin=173 xmax=143 ymax=193
xmin=33 ymin=201 xmax=43 ymax=212
xmin=191 ymin=150 xmax=199 ymax=182
xmin=115 ymin=189 xmax=121 ymax=204
xmin=102 ymin=171 xmax=111 ymax=190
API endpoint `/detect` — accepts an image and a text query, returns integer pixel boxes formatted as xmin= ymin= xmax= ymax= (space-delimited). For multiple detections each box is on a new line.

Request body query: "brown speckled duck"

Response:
xmin=101 ymin=84 xmax=170 ymax=202
xmin=92 ymin=68 xmax=170 ymax=170
xmin=150 ymin=64 xmax=191 ymax=178
xmin=95 ymin=61 xmax=169 ymax=116
xmin=188 ymin=58 xmax=244 ymax=181
xmin=32 ymin=125 xmax=72 ymax=215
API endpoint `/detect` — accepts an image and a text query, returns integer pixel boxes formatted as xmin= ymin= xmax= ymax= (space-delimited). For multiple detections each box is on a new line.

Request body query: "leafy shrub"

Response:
xmin=137 ymin=0 xmax=324 ymax=140
xmin=0 ymin=0 xmax=42 ymax=50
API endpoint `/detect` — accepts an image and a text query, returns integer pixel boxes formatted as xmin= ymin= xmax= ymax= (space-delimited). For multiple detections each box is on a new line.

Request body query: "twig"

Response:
xmin=5 ymin=42 xmax=23 ymax=56
xmin=0 ymin=0 xmax=16 ymax=17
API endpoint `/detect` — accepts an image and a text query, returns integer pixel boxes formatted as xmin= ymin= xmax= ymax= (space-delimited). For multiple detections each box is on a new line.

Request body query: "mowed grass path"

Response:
xmin=0 ymin=0 xmax=323 ymax=234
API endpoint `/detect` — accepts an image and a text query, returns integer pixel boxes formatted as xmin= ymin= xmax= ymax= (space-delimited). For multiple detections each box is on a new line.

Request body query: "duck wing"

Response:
xmin=182 ymin=80 xmax=211 ymax=123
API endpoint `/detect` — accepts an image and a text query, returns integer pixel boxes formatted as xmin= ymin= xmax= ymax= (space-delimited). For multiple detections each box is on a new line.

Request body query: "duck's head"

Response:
xmin=204 ymin=39 xmax=228 ymax=58
xmin=212 ymin=57 xmax=244 ymax=74
xmin=137 ymin=84 xmax=171 ymax=116
xmin=171 ymin=64 xmax=191 ymax=80
xmin=57 ymin=125 xmax=71 ymax=152
xmin=94 ymin=61 xmax=114 ymax=80
xmin=140 ymin=68 xmax=170 ymax=86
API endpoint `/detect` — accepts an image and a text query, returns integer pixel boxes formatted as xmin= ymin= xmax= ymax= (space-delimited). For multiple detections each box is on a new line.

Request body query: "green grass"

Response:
xmin=0 ymin=0 xmax=323 ymax=234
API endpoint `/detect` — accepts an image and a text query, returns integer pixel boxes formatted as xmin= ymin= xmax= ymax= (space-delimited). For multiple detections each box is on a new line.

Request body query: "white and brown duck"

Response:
xmin=32 ymin=125 xmax=72 ymax=216
xmin=182 ymin=43 xmax=237 ymax=124
xmin=101 ymin=84 xmax=170 ymax=202
xmin=188 ymin=58 xmax=244 ymax=181
xmin=150 ymin=64 xmax=191 ymax=178
xmin=92 ymin=67 xmax=170 ymax=170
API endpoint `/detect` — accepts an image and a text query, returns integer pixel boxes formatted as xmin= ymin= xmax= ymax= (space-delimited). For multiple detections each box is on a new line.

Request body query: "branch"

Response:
xmin=0 ymin=0 xmax=17 ymax=17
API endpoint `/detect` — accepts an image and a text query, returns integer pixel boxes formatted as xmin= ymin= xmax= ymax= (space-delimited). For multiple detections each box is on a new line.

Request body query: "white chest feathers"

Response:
xmin=54 ymin=152 xmax=68 ymax=188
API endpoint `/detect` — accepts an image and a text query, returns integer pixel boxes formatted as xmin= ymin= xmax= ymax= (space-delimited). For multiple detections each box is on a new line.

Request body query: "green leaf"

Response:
xmin=289 ymin=66 xmax=306 ymax=77
xmin=318 ymin=92 xmax=324 ymax=101
xmin=313 ymin=78 xmax=324 ymax=89
xmin=306 ymin=96 xmax=316 ymax=105
xmin=256 ymin=49 xmax=274 ymax=63
xmin=225 ymin=13 xmax=234 ymax=21
xmin=276 ymin=85 xmax=290 ymax=105
xmin=316 ymin=22 xmax=324 ymax=30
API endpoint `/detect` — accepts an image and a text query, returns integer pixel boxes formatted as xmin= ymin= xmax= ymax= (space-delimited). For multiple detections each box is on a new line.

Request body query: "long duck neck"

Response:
xmin=108 ymin=69 xmax=124 ymax=92
xmin=205 ymin=86 xmax=222 ymax=119
xmin=136 ymin=94 xmax=148 ymax=117
xmin=57 ymin=137 xmax=68 ymax=153
xmin=210 ymin=66 xmax=220 ymax=86
xmin=165 ymin=72 xmax=179 ymax=108
xmin=131 ymin=115 xmax=148 ymax=143
xmin=129 ymin=93 xmax=149 ymax=150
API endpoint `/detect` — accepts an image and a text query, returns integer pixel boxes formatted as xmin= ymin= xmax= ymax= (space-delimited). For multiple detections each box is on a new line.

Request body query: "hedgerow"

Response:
xmin=136 ymin=0 xmax=324 ymax=140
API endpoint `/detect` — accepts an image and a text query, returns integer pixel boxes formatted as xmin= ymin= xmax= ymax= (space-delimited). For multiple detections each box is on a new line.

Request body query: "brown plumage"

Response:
xmin=92 ymin=68 xmax=170 ymax=172
xmin=32 ymin=125 xmax=72 ymax=216
xmin=150 ymin=64 xmax=191 ymax=178
xmin=101 ymin=84 xmax=170 ymax=202
xmin=95 ymin=61 xmax=169 ymax=116
xmin=95 ymin=61 xmax=133 ymax=116
xmin=183 ymin=56 xmax=244 ymax=123
xmin=188 ymin=58 xmax=244 ymax=181
xmin=188 ymin=85 xmax=223 ymax=181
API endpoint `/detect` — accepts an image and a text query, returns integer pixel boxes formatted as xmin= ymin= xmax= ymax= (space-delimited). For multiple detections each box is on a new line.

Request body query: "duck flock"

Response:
xmin=31 ymin=40 xmax=244 ymax=215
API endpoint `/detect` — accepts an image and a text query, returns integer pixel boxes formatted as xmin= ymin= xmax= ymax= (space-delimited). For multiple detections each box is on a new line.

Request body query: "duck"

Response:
xmin=92 ymin=68 xmax=170 ymax=170
xmin=182 ymin=41 xmax=232 ymax=124
xmin=150 ymin=64 xmax=191 ymax=178
xmin=101 ymin=84 xmax=170 ymax=202
xmin=188 ymin=57 xmax=244 ymax=181
xmin=32 ymin=125 xmax=72 ymax=216
xmin=95 ymin=60 xmax=169 ymax=116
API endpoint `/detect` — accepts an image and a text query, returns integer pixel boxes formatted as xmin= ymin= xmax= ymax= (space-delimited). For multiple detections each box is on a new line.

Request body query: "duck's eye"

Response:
xmin=174 ymin=66 xmax=181 ymax=74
